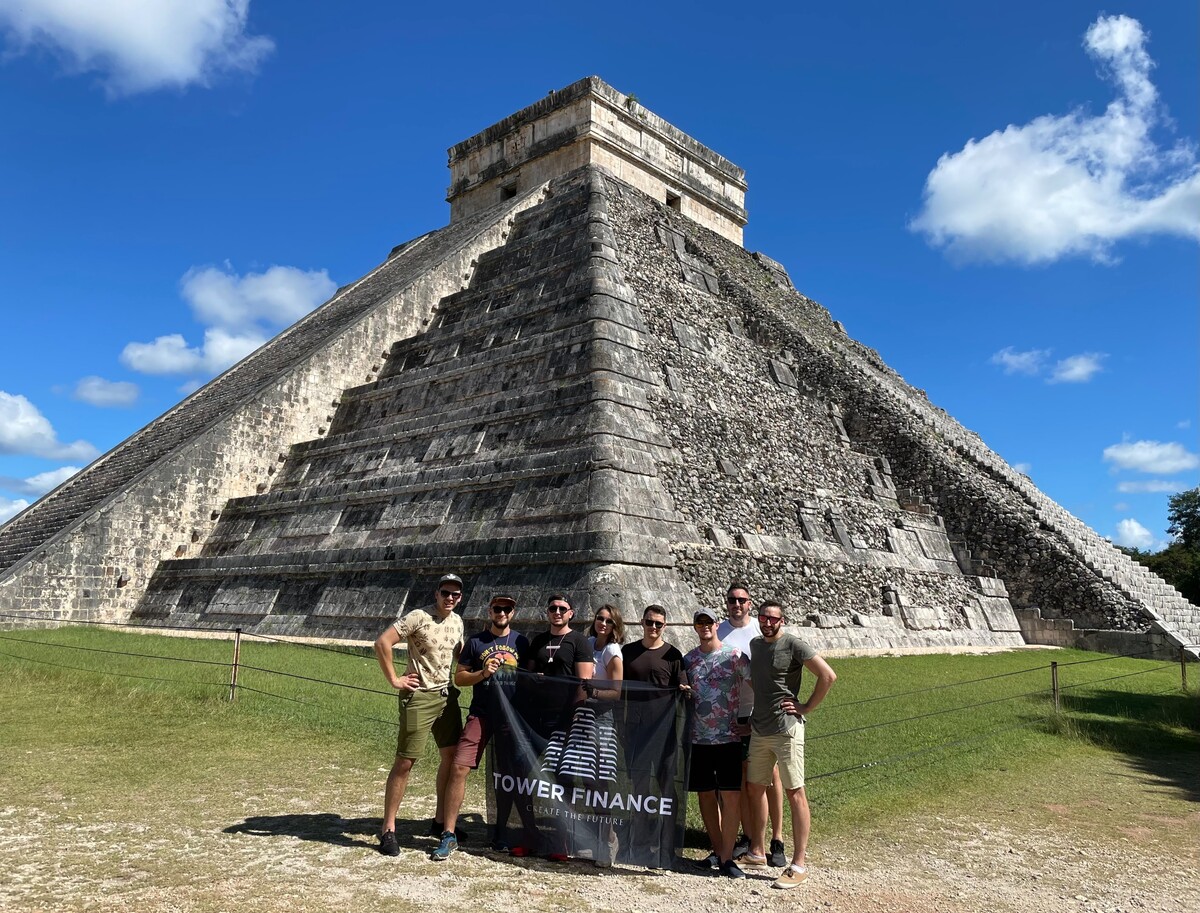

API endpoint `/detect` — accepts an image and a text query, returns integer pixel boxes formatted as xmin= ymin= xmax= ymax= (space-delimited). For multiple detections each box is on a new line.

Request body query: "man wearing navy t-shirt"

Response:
xmin=431 ymin=594 xmax=528 ymax=861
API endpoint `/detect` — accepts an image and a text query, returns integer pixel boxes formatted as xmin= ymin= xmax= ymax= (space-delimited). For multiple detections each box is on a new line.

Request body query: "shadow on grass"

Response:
xmin=1057 ymin=688 xmax=1200 ymax=803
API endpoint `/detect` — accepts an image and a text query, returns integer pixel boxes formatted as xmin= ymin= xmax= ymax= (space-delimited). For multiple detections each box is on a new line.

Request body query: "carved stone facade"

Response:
xmin=0 ymin=79 xmax=1195 ymax=658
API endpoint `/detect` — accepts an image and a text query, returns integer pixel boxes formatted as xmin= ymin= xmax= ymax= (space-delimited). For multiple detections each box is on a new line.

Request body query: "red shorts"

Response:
xmin=453 ymin=715 xmax=493 ymax=769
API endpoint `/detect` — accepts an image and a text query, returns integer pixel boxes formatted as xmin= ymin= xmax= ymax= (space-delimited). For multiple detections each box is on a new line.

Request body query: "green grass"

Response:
xmin=1 ymin=626 xmax=1195 ymax=842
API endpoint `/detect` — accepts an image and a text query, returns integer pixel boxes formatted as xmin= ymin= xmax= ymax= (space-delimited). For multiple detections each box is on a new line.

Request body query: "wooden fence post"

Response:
xmin=229 ymin=628 xmax=242 ymax=702
xmin=1050 ymin=661 xmax=1060 ymax=713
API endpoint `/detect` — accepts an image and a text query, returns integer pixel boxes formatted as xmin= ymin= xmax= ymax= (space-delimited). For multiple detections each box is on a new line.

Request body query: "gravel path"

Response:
xmin=3 ymin=750 xmax=1196 ymax=913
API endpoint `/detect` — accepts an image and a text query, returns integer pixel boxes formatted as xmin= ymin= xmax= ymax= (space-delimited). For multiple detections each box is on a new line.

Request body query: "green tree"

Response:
xmin=1167 ymin=487 xmax=1200 ymax=548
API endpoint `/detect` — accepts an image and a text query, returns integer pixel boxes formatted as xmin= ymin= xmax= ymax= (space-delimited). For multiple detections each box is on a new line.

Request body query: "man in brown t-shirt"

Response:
xmin=374 ymin=574 xmax=466 ymax=856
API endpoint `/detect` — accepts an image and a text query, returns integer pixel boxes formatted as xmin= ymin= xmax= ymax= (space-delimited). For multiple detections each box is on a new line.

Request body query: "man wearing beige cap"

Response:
xmin=375 ymin=573 xmax=466 ymax=856
xmin=431 ymin=593 xmax=528 ymax=861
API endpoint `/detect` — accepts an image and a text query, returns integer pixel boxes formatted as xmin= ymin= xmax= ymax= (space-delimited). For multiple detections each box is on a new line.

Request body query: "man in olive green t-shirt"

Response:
xmin=745 ymin=600 xmax=837 ymax=889
xmin=373 ymin=574 xmax=466 ymax=856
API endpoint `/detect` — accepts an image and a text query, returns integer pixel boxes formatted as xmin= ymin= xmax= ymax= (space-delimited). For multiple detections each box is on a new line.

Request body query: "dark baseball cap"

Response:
xmin=490 ymin=594 xmax=517 ymax=608
xmin=437 ymin=574 xmax=463 ymax=587
xmin=693 ymin=609 xmax=717 ymax=623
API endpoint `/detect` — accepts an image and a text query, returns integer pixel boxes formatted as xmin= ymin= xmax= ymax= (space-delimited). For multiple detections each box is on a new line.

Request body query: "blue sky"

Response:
xmin=0 ymin=1 xmax=1196 ymax=552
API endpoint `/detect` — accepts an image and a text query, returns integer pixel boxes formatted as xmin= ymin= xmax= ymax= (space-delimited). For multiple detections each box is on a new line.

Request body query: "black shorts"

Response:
xmin=688 ymin=741 xmax=743 ymax=793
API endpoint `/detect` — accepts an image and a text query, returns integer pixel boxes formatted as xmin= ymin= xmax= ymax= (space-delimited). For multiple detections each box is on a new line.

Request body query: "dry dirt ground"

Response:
xmin=2 ymin=749 xmax=1196 ymax=913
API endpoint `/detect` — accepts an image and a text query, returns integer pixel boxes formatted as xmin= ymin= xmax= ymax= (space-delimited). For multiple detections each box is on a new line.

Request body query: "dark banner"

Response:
xmin=485 ymin=668 xmax=690 ymax=868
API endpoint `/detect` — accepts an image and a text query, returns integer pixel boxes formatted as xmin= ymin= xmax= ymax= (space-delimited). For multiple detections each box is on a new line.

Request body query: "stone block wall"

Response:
xmin=0 ymin=189 xmax=549 ymax=626
xmin=601 ymin=175 xmax=1198 ymax=656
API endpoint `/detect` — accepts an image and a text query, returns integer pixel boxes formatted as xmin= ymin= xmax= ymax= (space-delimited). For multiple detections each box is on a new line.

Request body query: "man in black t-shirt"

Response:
xmin=621 ymin=604 xmax=688 ymax=867
xmin=523 ymin=593 xmax=594 ymax=737
xmin=432 ymin=594 xmax=528 ymax=861
xmin=622 ymin=604 xmax=686 ymax=693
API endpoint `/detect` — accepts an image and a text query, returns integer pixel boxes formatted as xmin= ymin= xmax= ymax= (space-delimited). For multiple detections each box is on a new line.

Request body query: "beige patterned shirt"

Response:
xmin=393 ymin=609 xmax=464 ymax=691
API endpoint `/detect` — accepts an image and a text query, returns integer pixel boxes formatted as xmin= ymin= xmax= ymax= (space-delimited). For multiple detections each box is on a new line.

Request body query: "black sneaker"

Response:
xmin=379 ymin=830 xmax=400 ymax=857
xmin=693 ymin=851 xmax=720 ymax=870
xmin=768 ymin=838 xmax=787 ymax=868
xmin=428 ymin=819 xmax=470 ymax=843
xmin=731 ymin=834 xmax=750 ymax=860
xmin=720 ymin=859 xmax=747 ymax=879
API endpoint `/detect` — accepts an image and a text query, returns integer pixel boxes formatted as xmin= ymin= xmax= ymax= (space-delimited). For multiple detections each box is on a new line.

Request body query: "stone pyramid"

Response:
xmin=0 ymin=78 xmax=1195 ymax=657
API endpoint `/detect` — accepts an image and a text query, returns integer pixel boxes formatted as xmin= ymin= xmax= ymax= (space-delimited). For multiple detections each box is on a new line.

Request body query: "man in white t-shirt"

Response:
xmin=716 ymin=581 xmax=786 ymax=868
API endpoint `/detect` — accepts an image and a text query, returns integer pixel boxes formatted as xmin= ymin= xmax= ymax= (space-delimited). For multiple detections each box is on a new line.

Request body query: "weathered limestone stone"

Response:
xmin=448 ymin=77 xmax=747 ymax=245
xmin=0 ymin=78 xmax=1195 ymax=659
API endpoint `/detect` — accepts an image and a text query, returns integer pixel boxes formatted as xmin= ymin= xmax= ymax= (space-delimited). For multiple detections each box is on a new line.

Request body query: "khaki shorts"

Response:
xmin=396 ymin=688 xmax=463 ymax=759
xmin=747 ymin=723 xmax=805 ymax=790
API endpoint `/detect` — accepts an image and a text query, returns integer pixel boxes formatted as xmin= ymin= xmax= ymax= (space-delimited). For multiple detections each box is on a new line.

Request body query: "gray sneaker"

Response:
xmin=768 ymin=838 xmax=787 ymax=867
xmin=731 ymin=834 xmax=750 ymax=860
xmin=430 ymin=831 xmax=458 ymax=861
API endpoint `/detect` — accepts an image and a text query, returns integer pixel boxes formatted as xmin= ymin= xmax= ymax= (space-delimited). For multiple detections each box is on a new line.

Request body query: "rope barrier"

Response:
xmin=809 ymin=714 xmax=1054 ymax=781
xmin=0 ymin=629 xmax=393 ymax=697
xmin=827 ymin=663 xmax=1046 ymax=709
xmin=1052 ymin=648 xmax=1156 ymax=666
xmin=0 ymin=632 xmax=233 ymax=668
xmin=236 ymin=662 xmax=397 ymax=698
xmin=1058 ymin=662 xmax=1178 ymax=692
xmin=0 ymin=610 xmax=375 ymax=658
xmin=810 ymin=685 xmax=1050 ymax=742
xmin=0 ymin=645 xmax=228 ymax=690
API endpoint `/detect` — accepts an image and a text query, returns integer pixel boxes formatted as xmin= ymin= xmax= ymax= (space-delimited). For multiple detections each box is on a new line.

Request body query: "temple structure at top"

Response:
xmin=447 ymin=77 xmax=748 ymax=245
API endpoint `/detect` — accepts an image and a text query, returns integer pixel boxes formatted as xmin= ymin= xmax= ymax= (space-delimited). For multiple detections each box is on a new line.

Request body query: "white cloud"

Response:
xmin=121 ymin=264 xmax=334 ymax=379
xmin=1013 ymin=462 xmax=1032 ymax=475
xmin=1048 ymin=353 xmax=1106 ymax=384
xmin=911 ymin=14 xmax=1200 ymax=264
xmin=1113 ymin=517 xmax=1157 ymax=550
xmin=0 ymin=391 xmax=99 ymax=461
xmin=1113 ymin=501 xmax=1130 ymax=512
xmin=0 ymin=0 xmax=274 ymax=96
xmin=1115 ymin=479 xmax=1187 ymax=494
xmin=0 ymin=465 xmax=80 ymax=497
xmin=1178 ymin=418 xmax=1193 ymax=429
xmin=73 ymin=375 xmax=138 ymax=407
xmin=0 ymin=497 xmax=31 ymax=525
xmin=1103 ymin=439 xmax=1200 ymax=474
xmin=991 ymin=347 xmax=1049 ymax=375
xmin=182 ymin=265 xmax=335 ymax=331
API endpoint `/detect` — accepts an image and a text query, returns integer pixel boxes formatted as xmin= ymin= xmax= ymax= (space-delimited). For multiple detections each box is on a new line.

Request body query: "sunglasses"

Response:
xmin=758 ymin=615 xmax=784 ymax=625
xmin=548 ymin=606 xmax=570 ymax=615
xmin=642 ymin=620 xmax=665 ymax=630
xmin=439 ymin=589 xmax=463 ymax=599
xmin=726 ymin=596 xmax=750 ymax=605
xmin=594 ymin=617 xmax=613 ymax=625
xmin=490 ymin=605 xmax=513 ymax=614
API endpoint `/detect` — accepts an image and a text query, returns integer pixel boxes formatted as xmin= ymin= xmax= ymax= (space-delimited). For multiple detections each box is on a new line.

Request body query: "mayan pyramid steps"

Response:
xmin=0 ymin=77 xmax=1194 ymax=659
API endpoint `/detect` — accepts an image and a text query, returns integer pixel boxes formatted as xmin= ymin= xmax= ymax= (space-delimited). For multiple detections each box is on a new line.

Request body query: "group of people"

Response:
xmin=372 ymin=575 xmax=837 ymax=890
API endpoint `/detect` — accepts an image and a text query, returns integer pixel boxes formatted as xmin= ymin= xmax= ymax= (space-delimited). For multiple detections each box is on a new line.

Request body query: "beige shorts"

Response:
xmin=747 ymin=724 xmax=805 ymax=790
xmin=395 ymin=688 xmax=463 ymax=759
